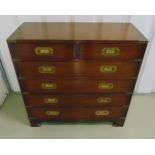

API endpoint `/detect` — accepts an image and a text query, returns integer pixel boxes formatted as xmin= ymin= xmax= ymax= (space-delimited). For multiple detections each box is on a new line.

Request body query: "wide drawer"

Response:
xmin=24 ymin=94 xmax=132 ymax=107
xmin=80 ymin=43 xmax=146 ymax=60
xmin=9 ymin=43 xmax=75 ymax=60
xmin=29 ymin=107 xmax=126 ymax=120
xmin=20 ymin=79 xmax=136 ymax=93
xmin=16 ymin=61 xmax=141 ymax=78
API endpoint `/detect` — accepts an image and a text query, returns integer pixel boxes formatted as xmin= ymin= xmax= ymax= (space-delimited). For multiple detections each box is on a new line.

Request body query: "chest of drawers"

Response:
xmin=7 ymin=22 xmax=148 ymax=127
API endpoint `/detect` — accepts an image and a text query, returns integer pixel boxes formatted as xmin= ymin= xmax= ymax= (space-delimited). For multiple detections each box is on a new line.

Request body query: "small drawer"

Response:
xmin=15 ymin=61 xmax=140 ymax=78
xmin=20 ymin=78 xmax=136 ymax=93
xmin=29 ymin=107 xmax=125 ymax=120
xmin=24 ymin=94 xmax=132 ymax=107
xmin=80 ymin=43 xmax=146 ymax=60
xmin=9 ymin=43 xmax=74 ymax=61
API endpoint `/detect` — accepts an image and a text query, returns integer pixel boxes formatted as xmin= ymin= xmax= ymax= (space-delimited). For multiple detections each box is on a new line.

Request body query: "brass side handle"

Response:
xmin=46 ymin=111 xmax=60 ymax=116
xmin=43 ymin=98 xmax=59 ymax=104
xmin=98 ymin=82 xmax=114 ymax=90
xmin=99 ymin=65 xmax=117 ymax=73
xmin=95 ymin=110 xmax=109 ymax=116
xmin=101 ymin=47 xmax=120 ymax=56
xmin=96 ymin=97 xmax=112 ymax=104
xmin=35 ymin=47 xmax=54 ymax=55
xmin=41 ymin=83 xmax=57 ymax=89
xmin=38 ymin=66 xmax=56 ymax=74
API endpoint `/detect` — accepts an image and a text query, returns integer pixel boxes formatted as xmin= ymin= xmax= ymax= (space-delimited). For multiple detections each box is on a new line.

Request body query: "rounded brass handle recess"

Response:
xmin=96 ymin=97 xmax=112 ymax=104
xmin=41 ymin=83 xmax=57 ymax=89
xmin=43 ymin=98 xmax=59 ymax=104
xmin=99 ymin=65 xmax=117 ymax=73
xmin=46 ymin=111 xmax=60 ymax=116
xmin=98 ymin=82 xmax=114 ymax=90
xmin=35 ymin=47 xmax=54 ymax=55
xmin=95 ymin=110 xmax=109 ymax=116
xmin=38 ymin=66 xmax=56 ymax=74
xmin=101 ymin=47 xmax=120 ymax=56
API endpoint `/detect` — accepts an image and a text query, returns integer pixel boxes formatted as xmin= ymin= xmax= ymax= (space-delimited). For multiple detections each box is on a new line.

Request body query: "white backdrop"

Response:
xmin=0 ymin=67 xmax=8 ymax=105
xmin=0 ymin=15 xmax=155 ymax=93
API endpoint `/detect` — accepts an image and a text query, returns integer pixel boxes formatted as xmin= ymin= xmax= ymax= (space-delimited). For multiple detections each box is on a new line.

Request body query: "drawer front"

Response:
xmin=80 ymin=43 xmax=146 ymax=60
xmin=16 ymin=61 xmax=140 ymax=78
xmin=9 ymin=43 xmax=74 ymax=60
xmin=20 ymin=79 xmax=136 ymax=93
xmin=24 ymin=94 xmax=131 ymax=107
xmin=30 ymin=107 xmax=125 ymax=120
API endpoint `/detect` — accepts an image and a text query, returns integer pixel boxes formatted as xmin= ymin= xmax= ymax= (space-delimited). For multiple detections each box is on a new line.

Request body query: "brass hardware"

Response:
xmin=38 ymin=66 xmax=55 ymax=74
xmin=18 ymin=77 xmax=25 ymax=80
xmin=35 ymin=47 xmax=54 ymax=55
xmin=46 ymin=111 xmax=60 ymax=116
xmin=13 ymin=59 xmax=21 ymax=62
xmin=101 ymin=48 xmax=120 ymax=56
xmin=122 ymin=105 xmax=128 ymax=108
xmin=98 ymin=82 xmax=113 ymax=89
xmin=134 ymin=59 xmax=142 ymax=62
xmin=126 ymin=92 xmax=132 ymax=95
xmin=99 ymin=65 xmax=117 ymax=73
xmin=7 ymin=39 xmax=17 ymax=43
xmin=41 ymin=83 xmax=57 ymax=89
xmin=43 ymin=98 xmax=58 ymax=104
xmin=21 ymin=92 xmax=29 ymax=95
xmin=96 ymin=97 xmax=112 ymax=104
xmin=95 ymin=110 xmax=109 ymax=116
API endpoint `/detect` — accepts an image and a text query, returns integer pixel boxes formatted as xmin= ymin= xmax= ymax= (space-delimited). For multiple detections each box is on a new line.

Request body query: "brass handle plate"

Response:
xmin=46 ymin=111 xmax=60 ymax=116
xmin=96 ymin=97 xmax=112 ymax=104
xmin=98 ymin=82 xmax=114 ymax=89
xmin=95 ymin=110 xmax=109 ymax=116
xmin=38 ymin=66 xmax=56 ymax=74
xmin=101 ymin=48 xmax=120 ymax=56
xmin=43 ymin=98 xmax=59 ymax=104
xmin=41 ymin=83 xmax=57 ymax=89
xmin=99 ymin=65 xmax=117 ymax=73
xmin=35 ymin=47 xmax=54 ymax=55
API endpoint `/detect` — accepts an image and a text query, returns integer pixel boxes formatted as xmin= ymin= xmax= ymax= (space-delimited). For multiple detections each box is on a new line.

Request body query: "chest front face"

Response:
xmin=7 ymin=22 xmax=148 ymax=127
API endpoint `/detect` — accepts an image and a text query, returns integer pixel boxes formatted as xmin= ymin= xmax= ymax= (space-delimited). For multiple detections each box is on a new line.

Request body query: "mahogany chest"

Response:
xmin=7 ymin=22 xmax=148 ymax=126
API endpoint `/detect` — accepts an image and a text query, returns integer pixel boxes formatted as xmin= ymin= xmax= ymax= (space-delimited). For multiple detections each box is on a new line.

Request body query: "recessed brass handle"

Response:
xmin=101 ymin=48 xmax=120 ymax=56
xmin=38 ymin=66 xmax=56 ymax=74
xmin=96 ymin=97 xmax=112 ymax=104
xmin=99 ymin=65 xmax=117 ymax=73
xmin=98 ymin=82 xmax=114 ymax=89
xmin=35 ymin=47 xmax=54 ymax=55
xmin=95 ymin=110 xmax=109 ymax=116
xmin=46 ymin=111 xmax=60 ymax=116
xmin=43 ymin=98 xmax=59 ymax=104
xmin=41 ymin=83 xmax=57 ymax=89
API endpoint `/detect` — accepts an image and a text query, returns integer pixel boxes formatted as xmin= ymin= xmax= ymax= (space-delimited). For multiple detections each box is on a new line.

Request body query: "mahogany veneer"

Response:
xmin=7 ymin=22 xmax=148 ymax=127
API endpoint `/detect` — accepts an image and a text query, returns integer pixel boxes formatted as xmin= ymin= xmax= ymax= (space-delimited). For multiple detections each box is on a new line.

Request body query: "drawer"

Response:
xmin=16 ymin=61 xmax=140 ymax=78
xmin=80 ymin=43 xmax=146 ymax=60
xmin=24 ymin=94 xmax=132 ymax=107
xmin=29 ymin=107 xmax=126 ymax=120
xmin=9 ymin=43 xmax=74 ymax=60
xmin=20 ymin=78 xmax=136 ymax=93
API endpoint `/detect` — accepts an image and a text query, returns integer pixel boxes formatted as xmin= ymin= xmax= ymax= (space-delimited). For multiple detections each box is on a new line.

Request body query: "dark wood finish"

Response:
xmin=20 ymin=78 xmax=136 ymax=93
xmin=9 ymin=43 xmax=75 ymax=61
xmin=29 ymin=119 xmax=40 ymax=127
xmin=24 ymin=94 xmax=132 ymax=107
xmin=29 ymin=107 xmax=125 ymax=120
xmin=15 ymin=61 xmax=141 ymax=78
xmin=7 ymin=23 xmax=147 ymax=42
xmin=80 ymin=43 xmax=146 ymax=60
xmin=7 ymin=22 xmax=148 ymax=127
xmin=113 ymin=118 xmax=125 ymax=126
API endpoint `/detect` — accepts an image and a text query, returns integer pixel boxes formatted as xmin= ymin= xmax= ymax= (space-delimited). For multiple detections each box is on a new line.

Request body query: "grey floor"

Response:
xmin=0 ymin=93 xmax=155 ymax=139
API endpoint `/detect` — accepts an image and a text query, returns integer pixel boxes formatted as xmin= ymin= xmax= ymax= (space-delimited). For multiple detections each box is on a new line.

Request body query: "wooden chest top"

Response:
xmin=7 ymin=22 xmax=147 ymax=43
